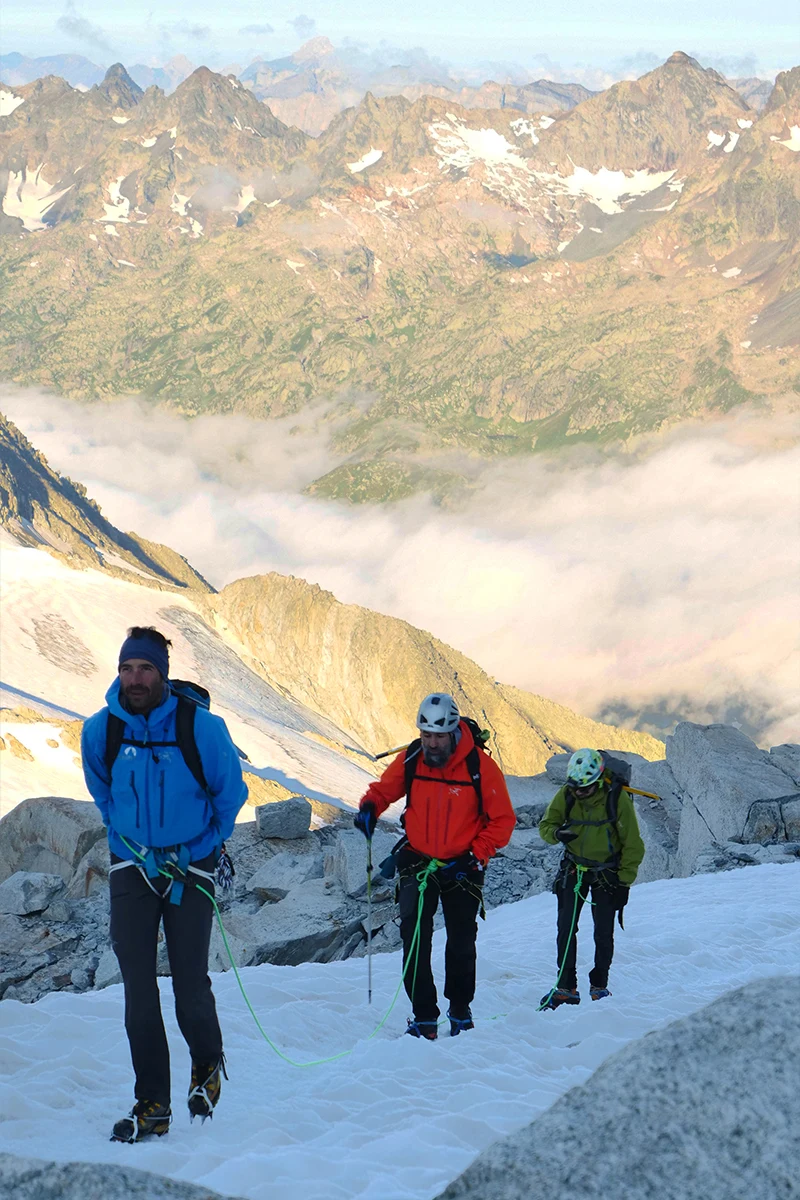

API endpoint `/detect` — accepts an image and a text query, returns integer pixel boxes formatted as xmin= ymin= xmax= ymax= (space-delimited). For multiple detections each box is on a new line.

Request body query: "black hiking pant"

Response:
xmin=398 ymin=859 xmax=484 ymax=1022
xmin=109 ymin=853 xmax=221 ymax=1106
xmin=555 ymin=861 xmax=620 ymax=991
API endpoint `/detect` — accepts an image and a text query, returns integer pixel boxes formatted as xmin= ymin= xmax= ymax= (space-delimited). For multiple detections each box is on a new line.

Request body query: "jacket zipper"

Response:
xmin=130 ymin=772 xmax=141 ymax=828
xmin=159 ymin=772 xmax=165 ymax=827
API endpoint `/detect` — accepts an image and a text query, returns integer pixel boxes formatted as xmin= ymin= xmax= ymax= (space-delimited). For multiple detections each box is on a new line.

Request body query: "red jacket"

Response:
xmin=360 ymin=721 xmax=516 ymax=863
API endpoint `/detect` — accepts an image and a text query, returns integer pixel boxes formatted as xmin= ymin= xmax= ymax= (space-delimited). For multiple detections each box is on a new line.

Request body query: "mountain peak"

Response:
xmin=765 ymin=64 xmax=800 ymax=111
xmin=666 ymin=51 xmax=703 ymax=68
xmin=94 ymin=62 xmax=143 ymax=109
xmin=293 ymin=37 xmax=335 ymax=64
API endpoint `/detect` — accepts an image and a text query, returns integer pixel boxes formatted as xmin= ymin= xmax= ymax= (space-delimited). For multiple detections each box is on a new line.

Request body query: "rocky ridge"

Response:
xmin=0 ymin=412 xmax=211 ymax=591
xmin=1 ymin=723 xmax=796 ymax=1005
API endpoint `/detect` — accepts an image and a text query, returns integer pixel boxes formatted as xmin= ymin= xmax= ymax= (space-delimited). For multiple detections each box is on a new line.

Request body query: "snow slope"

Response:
xmin=0 ymin=542 xmax=376 ymax=816
xmin=0 ymin=864 xmax=796 ymax=1200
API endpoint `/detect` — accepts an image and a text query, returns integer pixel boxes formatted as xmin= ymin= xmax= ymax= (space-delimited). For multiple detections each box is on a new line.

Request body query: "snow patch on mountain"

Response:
xmin=101 ymin=177 xmax=130 ymax=223
xmin=737 ymin=118 xmax=753 ymax=129
xmin=707 ymin=130 xmax=726 ymax=147
xmin=510 ymin=117 xmax=539 ymax=145
xmin=111 ymin=114 xmax=130 ymax=124
xmin=0 ymin=89 xmax=25 ymax=117
xmin=771 ymin=124 xmax=800 ymax=152
xmin=723 ymin=132 xmax=740 ymax=153
xmin=2 ymin=166 xmax=73 ymax=232
xmin=534 ymin=166 xmax=677 ymax=216
xmin=224 ymin=185 xmax=257 ymax=216
xmin=348 ymin=148 xmax=383 ymax=173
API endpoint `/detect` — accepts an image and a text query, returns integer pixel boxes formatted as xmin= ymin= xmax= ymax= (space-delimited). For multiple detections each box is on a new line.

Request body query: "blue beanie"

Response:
xmin=118 ymin=635 xmax=169 ymax=679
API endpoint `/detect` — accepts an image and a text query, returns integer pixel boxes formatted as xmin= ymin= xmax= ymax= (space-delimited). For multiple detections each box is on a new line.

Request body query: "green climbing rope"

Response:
xmin=537 ymin=863 xmax=588 ymax=1012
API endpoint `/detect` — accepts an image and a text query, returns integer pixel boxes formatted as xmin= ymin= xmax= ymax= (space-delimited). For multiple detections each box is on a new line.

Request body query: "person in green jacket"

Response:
xmin=538 ymin=748 xmax=644 ymax=1009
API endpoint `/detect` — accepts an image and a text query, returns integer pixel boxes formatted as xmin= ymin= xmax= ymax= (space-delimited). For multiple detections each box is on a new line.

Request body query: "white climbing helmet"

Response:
xmin=567 ymin=748 xmax=605 ymax=787
xmin=416 ymin=693 xmax=460 ymax=734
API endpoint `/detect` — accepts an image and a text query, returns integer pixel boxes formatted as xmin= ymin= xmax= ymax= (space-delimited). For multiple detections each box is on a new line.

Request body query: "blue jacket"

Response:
xmin=82 ymin=679 xmax=248 ymax=862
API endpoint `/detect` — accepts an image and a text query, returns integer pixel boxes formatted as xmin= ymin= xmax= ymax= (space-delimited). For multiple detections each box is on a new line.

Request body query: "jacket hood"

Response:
xmin=439 ymin=720 xmax=475 ymax=769
xmin=105 ymin=677 xmax=177 ymax=733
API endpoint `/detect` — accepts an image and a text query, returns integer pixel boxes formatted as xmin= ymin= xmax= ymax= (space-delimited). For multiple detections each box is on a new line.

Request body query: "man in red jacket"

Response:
xmin=355 ymin=693 xmax=516 ymax=1039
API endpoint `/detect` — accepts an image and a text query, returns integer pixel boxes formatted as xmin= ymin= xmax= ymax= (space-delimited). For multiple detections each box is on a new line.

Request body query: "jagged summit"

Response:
xmin=93 ymin=63 xmax=143 ymax=109
xmin=765 ymin=64 xmax=800 ymax=110
xmin=666 ymin=51 xmax=703 ymax=68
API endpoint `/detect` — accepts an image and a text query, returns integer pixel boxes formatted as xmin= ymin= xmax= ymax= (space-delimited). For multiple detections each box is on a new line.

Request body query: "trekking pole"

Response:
xmin=366 ymin=837 xmax=373 ymax=1005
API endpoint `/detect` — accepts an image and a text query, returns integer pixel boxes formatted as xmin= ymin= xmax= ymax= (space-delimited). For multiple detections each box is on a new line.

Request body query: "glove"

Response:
xmin=615 ymin=883 xmax=630 ymax=910
xmin=438 ymin=853 xmax=482 ymax=883
xmin=354 ymin=802 xmax=377 ymax=839
xmin=555 ymin=826 xmax=578 ymax=844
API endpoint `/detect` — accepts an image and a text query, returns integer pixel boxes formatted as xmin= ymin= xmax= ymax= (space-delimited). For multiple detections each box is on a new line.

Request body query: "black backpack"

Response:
xmin=403 ymin=717 xmax=492 ymax=818
xmin=104 ymin=680 xmax=211 ymax=794
xmin=563 ymin=750 xmax=632 ymax=834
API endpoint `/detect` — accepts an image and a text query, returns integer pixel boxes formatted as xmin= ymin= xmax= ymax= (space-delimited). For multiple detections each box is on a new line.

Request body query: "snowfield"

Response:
xmin=0 ymin=864 xmax=796 ymax=1200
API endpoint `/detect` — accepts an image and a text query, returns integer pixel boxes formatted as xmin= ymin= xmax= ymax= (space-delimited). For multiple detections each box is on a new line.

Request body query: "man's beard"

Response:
xmin=122 ymin=679 xmax=164 ymax=713
xmin=422 ymin=745 xmax=452 ymax=768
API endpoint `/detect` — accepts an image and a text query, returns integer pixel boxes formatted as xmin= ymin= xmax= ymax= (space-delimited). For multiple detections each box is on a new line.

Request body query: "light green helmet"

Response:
xmin=567 ymin=749 xmax=605 ymax=787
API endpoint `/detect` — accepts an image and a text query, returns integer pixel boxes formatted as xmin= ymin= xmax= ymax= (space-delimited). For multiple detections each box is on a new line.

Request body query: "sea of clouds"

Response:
xmin=3 ymin=389 xmax=798 ymax=747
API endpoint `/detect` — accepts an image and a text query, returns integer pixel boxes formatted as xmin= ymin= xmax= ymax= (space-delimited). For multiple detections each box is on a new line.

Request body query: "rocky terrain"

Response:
xmin=435 ymin=974 xmax=799 ymax=1200
xmin=1 ymin=53 xmax=797 ymax=500
xmin=1 ymin=723 xmax=797 ymax=1005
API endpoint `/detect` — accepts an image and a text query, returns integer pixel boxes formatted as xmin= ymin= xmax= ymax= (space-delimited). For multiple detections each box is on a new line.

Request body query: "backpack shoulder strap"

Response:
xmin=404 ymin=739 xmax=422 ymax=800
xmin=466 ymin=746 xmax=484 ymax=817
xmin=104 ymin=711 xmax=126 ymax=780
xmin=175 ymin=696 xmax=210 ymax=795
xmin=605 ymin=773 xmax=623 ymax=827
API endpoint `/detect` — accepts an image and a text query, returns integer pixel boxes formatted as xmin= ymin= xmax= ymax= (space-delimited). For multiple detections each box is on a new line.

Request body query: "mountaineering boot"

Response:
xmin=405 ymin=1018 xmax=438 ymax=1040
xmin=188 ymin=1056 xmax=227 ymax=1121
xmin=110 ymin=1099 xmax=172 ymax=1143
xmin=540 ymin=987 xmax=581 ymax=1010
xmin=590 ymin=985 xmax=612 ymax=1001
xmin=447 ymin=1007 xmax=474 ymax=1036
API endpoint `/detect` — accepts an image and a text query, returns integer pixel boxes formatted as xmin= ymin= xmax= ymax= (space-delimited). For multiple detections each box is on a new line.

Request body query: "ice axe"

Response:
xmin=366 ymin=836 xmax=373 ymax=1004
xmin=373 ymin=743 xmax=409 ymax=761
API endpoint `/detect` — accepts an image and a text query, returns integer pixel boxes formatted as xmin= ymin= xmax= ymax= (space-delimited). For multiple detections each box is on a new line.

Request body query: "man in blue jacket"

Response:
xmin=82 ymin=626 xmax=247 ymax=1143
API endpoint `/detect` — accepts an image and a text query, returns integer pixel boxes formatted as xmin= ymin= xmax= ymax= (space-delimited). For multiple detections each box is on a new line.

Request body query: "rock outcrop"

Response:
xmin=0 ymin=1151 xmax=242 ymax=1199
xmin=435 ymin=975 xmax=800 ymax=1200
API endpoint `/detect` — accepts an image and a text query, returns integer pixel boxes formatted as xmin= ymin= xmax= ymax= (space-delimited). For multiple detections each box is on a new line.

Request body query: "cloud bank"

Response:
xmin=3 ymin=390 xmax=798 ymax=747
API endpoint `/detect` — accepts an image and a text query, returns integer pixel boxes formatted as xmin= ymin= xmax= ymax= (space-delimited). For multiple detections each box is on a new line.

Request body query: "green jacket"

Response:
xmin=539 ymin=780 xmax=645 ymax=885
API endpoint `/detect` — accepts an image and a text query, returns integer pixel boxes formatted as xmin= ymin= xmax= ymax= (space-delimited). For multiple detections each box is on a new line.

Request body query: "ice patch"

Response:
xmin=539 ymin=115 xmax=555 ymax=129
xmin=737 ymin=118 xmax=753 ymax=129
xmin=724 ymin=132 xmax=740 ymax=153
xmin=170 ymin=193 xmax=191 ymax=217
xmin=104 ymin=225 xmax=119 ymax=237
xmin=101 ymin=176 xmax=130 ymax=223
xmin=224 ymin=185 xmax=257 ymax=216
xmin=286 ymin=259 xmax=305 ymax=274
xmin=510 ymin=117 xmax=539 ymax=145
xmin=111 ymin=114 xmax=130 ymax=124
xmin=721 ymin=267 xmax=742 ymax=278
xmin=534 ymin=165 xmax=677 ymax=216
xmin=141 ymin=136 xmax=157 ymax=148
xmin=117 ymin=260 xmax=136 ymax=267
xmin=707 ymin=130 xmax=726 ymax=147
xmin=232 ymin=115 xmax=243 ymax=131
xmin=770 ymin=125 xmax=800 ymax=152
xmin=2 ymin=165 xmax=73 ymax=232
xmin=0 ymin=89 xmax=25 ymax=117
xmin=348 ymin=148 xmax=383 ymax=173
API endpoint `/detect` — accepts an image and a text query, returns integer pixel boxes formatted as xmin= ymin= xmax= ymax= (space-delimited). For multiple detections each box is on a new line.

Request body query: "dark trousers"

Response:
xmin=399 ymin=871 xmax=483 ymax=1021
xmin=110 ymin=855 xmax=221 ymax=1106
xmin=555 ymin=863 xmax=618 ymax=991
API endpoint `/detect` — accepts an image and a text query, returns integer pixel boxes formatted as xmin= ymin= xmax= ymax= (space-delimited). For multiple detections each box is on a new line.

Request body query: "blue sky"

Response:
xmin=3 ymin=0 xmax=798 ymax=82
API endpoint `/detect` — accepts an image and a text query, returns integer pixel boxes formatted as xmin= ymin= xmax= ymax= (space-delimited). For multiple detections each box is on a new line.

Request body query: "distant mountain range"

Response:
xmin=1 ymin=41 xmax=777 ymax=134
xmin=1 ymin=52 xmax=798 ymax=500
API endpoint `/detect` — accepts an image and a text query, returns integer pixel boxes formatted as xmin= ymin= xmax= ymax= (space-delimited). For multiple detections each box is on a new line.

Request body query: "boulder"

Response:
xmin=506 ymin=774 xmax=558 ymax=827
xmin=0 ymin=1151 xmax=243 ymax=1199
xmin=769 ymin=743 xmax=800 ymax=786
xmin=245 ymin=850 xmax=324 ymax=900
xmin=0 ymin=797 xmax=106 ymax=885
xmin=667 ymin=724 xmax=800 ymax=875
xmin=324 ymin=828 xmax=397 ymax=897
xmin=94 ymin=947 xmax=122 ymax=990
xmin=241 ymin=878 xmax=364 ymax=966
xmin=254 ymin=797 xmax=312 ymax=840
xmin=0 ymin=872 xmax=65 ymax=916
xmin=67 ymin=838 xmax=110 ymax=899
xmin=692 ymin=841 xmax=800 ymax=874
xmin=435 ymin=976 xmax=799 ymax=1200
